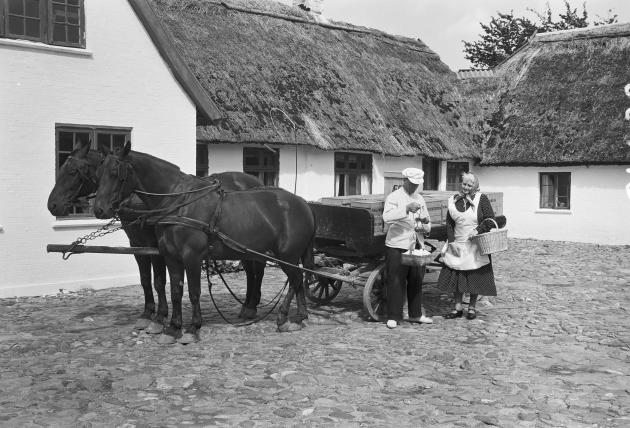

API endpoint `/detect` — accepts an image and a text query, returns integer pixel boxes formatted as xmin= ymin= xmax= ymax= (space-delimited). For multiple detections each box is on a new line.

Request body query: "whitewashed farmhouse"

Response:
xmin=459 ymin=23 xmax=630 ymax=245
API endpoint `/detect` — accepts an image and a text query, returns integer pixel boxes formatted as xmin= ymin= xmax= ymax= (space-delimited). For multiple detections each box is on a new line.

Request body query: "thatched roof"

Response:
xmin=134 ymin=0 xmax=478 ymax=159
xmin=460 ymin=22 xmax=630 ymax=166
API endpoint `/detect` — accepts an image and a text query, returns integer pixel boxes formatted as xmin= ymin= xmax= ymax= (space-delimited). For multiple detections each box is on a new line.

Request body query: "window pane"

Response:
xmin=68 ymin=0 xmax=79 ymax=5
xmin=244 ymin=155 xmax=259 ymax=167
xmin=25 ymin=18 xmax=40 ymax=37
xmin=347 ymin=174 xmax=358 ymax=195
xmin=66 ymin=25 xmax=79 ymax=43
xmin=75 ymin=132 xmax=89 ymax=147
xmin=8 ymin=16 xmax=24 ymax=35
xmin=25 ymin=0 xmax=40 ymax=17
xmin=59 ymin=131 xmax=74 ymax=152
xmin=9 ymin=0 xmax=24 ymax=15
xmin=53 ymin=24 xmax=66 ymax=42
xmin=67 ymin=6 xmax=79 ymax=24
xmin=97 ymin=133 xmax=110 ymax=150
xmin=58 ymin=152 xmax=70 ymax=169
xmin=336 ymin=173 xmax=345 ymax=196
xmin=112 ymin=134 xmax=125 ymax=149
xmin=53 ymin=4 xmax=66 ymax=23
xmin=540 ymin=174 xmax=555 ymax=208
xmin=335 ymin=154 xmax=345 ymax=169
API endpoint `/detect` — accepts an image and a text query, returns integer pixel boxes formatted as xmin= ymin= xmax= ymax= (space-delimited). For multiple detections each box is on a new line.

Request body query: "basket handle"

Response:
xmin=480 ymin=218 xmax=499 ymax=230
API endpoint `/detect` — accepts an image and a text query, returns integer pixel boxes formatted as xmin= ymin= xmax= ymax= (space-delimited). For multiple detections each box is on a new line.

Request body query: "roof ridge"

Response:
xmin=213 ymin=0 xmax=440 ymax=57
xmin=533 ymin=21 xmax=630 ymax=42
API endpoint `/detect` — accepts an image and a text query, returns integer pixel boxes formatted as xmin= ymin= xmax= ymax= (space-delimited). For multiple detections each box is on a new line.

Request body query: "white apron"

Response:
xmin=442 ymin=194 xmax=490 ymax=271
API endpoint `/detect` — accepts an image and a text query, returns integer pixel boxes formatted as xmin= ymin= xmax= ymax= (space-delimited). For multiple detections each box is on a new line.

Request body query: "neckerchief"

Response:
xmin=454 ymin=191 xmax=477 ymax=210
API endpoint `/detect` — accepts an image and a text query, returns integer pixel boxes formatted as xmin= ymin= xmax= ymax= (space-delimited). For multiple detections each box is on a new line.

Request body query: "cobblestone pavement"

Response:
xmin=1 ymin=239 xmax=629 ymax=427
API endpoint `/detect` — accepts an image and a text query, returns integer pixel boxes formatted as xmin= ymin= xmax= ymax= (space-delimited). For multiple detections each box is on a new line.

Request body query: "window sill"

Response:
xmin=534 ymin=209 xmax=572 ymax=215
xmin=0 ymin=38 xmax=93 ymax=57
xmin=52 ymin=218 xmax=120 ymax=230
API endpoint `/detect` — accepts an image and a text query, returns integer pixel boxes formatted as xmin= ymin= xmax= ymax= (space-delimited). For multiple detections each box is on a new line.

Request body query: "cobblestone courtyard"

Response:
xmin=1 ymin=238 xmax=629 ymax=427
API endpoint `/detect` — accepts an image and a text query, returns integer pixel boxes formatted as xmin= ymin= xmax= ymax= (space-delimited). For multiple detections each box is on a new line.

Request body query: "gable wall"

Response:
xmin=474 ymin=165 xmax=630 ymax=245
xmin=0 ymin=0 xmax=196 ymax=296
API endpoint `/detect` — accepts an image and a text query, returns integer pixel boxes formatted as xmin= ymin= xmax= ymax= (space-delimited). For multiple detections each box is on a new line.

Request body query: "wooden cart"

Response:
xmin=306 ymin=195 xmax=506 ymax=321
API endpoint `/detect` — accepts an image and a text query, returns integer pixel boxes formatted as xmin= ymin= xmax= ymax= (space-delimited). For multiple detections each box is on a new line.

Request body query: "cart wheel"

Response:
xmin=306 ymin=271 xmax=343 ymax=305
xmin=363 ymin=263 xmax=386 ymax=322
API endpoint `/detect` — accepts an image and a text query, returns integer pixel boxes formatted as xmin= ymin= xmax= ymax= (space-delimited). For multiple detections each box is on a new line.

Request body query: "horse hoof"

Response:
xmin=145 ymin=321 xmax=164 ymax=335
xmin=157 ymin=334 xmax=177 ymax=345
xmin=134 ymin=318 xmax=151 ymax=330
xmin=239 ymin=307 xmax=257 ymax=320
xmin=178 ymin=332 xmax=199 ymax=345
xmin=277 ymin=322 xmax=303 ymax=333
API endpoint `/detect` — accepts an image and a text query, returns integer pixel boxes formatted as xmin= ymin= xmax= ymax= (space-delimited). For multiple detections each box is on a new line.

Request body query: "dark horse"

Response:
xmin=93 ymin=142 xmax=315 ymax=344
xmin=47 ymin=142 xmax=266 ymax=334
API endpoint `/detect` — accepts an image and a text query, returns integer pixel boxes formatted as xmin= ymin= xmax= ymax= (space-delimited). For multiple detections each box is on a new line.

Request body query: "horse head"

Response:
xmin=47 ymin=141 xmax=100 ymax=216
xmin=93 ymin=141 xmax=136 ymax=219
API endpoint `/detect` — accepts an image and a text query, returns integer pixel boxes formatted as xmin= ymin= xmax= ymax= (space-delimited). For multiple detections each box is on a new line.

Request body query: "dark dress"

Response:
xmin=437 ymin=193 xmax=497 ymax=296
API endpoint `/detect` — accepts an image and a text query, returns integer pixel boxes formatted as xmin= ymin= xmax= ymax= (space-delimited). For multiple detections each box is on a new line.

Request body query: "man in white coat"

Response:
xmin=382 ymin=168 xmax=433 ymax=329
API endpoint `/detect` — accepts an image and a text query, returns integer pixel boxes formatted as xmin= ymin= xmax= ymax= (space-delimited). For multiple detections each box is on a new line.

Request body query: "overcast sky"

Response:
xmin=276 ymin=0 xmax=630 ymax=71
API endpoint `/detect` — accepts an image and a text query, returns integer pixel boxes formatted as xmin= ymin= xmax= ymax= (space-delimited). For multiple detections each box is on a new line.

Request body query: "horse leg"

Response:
xmin=179 ymin=258 xmax=203 ymax=344
xmin=277 ymin=265 xmax=304 ymax=332
xmin=133 ymin=254 xmax=154 ymax=330
xmin=159 ymin=258 xmax=184 ymax=345
xmin=146 ymin=255 xmax=168 ymax=335
xmin=239 ymin=260 xmax=264 ymax=319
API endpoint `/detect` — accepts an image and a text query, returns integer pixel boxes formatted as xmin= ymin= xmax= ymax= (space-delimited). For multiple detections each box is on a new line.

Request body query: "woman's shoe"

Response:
xmin=466 ymin=308 xmax=477 ymax=320
xmin=443 ymin=310 xmax=463 ymax=319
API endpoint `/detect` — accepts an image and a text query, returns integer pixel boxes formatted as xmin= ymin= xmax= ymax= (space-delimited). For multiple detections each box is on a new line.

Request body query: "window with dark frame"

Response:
xmin=422 ymin=158 xmax=440 ymax=191
xmin=196 ymin=143 xmax=209 ymax=177
xmin=446 ymin=161 xmax=469 ymax=191
xmin=55 ymin=125 xmax=130 ymax=217
xmin=243 ymin=147 xmax=278 ymax=187
xmin=1 ymin=0 xmax=85 ymax=48
xmin=334 ymin=152 xmax=372 ymax=196
xmin=539 ymin=172 xmax=571 ymax=210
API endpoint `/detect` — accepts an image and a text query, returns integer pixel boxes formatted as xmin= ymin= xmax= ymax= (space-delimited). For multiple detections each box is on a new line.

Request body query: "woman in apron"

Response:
xmin=438 ymin=172 xmax=497 ymax=320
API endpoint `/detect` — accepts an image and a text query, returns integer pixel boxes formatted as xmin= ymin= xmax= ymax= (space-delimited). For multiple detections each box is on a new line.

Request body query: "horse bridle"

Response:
xmin=108 ymin=156 xmax=135 ymax=212
xmin=65 ymin=156 xmax=99 ymax=208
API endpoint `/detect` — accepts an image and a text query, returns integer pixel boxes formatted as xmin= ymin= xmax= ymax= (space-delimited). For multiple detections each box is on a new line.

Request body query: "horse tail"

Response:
xmin=300 ymin=204 xmax=317 ymax=272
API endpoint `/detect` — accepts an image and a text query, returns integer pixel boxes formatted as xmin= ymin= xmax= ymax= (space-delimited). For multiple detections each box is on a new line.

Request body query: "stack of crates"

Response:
xmin=318 ymin=192 xmax=503 ymax=236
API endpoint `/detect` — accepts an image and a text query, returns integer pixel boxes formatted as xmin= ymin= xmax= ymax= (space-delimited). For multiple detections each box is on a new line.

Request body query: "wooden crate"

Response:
xmin=316 ymin=191 xmax=504 ymax=234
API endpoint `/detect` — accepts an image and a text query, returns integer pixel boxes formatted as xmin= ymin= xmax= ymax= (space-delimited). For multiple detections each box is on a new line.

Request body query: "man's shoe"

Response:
xmin=386 ymin=320 xmax=398 ymax=329
xmin=419 ymin=315 xmax=433 ymax=324
xmin=408 ymin=315 xmax=434 ymax=324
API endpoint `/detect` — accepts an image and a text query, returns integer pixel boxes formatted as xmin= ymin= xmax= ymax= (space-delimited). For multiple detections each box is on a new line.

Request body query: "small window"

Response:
xmin=55 ymin=124 xmax=131 ymax=217
xmin=540 ymin=172 xmax=571 ymax=210
xmin=422 ymin=158 xmax=440 ymax=191
xmin=196 ymin=143 xmax=209 ymax=177
xmin=446 ymin=161 xmax=469 ymax=191
xmin=1 ymin=0 xmax=85 ymax=48
xmin=243 ymin=147 xmax=278 ymax=187
xmin=334 ymin=152 xmax=372 ymax=196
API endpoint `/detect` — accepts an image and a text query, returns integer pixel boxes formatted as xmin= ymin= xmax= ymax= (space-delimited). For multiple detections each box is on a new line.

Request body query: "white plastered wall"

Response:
xmin=208 ymin=143 xmax=427 ymax=200
xmin=0 ymin=0 xmax=197 ymax=296
xmin=474 ymin=165 xmax=630 ymax=245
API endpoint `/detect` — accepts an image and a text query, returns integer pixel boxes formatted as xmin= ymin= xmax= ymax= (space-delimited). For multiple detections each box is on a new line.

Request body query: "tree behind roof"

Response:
xmin=463 ymin=1 xmax=618 ymax=70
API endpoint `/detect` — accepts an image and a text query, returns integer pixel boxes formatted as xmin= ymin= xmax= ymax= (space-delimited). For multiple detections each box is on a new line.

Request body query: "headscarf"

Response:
xmin=455 ymin=172 xmax=480 ymax=209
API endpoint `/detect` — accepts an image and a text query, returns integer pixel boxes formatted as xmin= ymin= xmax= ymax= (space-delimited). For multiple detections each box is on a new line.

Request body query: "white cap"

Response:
xmin=402 ymin=167 xmax=424 ymax=185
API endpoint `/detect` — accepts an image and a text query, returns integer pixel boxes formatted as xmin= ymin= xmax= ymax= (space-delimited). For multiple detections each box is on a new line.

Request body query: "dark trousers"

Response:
xmin=385 ymin=246 xmax=425 ymax=321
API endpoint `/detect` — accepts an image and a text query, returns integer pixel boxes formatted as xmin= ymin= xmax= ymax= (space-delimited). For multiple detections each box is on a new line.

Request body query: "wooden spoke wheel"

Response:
xmin=363 ymin=263 xmax=386 ymax=321
xmin=306 ymin=269 xmax=343 ymax=304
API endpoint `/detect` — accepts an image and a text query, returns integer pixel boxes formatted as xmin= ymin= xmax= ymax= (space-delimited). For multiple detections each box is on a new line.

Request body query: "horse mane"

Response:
xmin=129 ymin=150 xmax=182 ymax=172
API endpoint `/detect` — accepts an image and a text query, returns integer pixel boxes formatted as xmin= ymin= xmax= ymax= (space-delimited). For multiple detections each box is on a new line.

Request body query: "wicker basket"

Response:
xmin=401 ymin=247 xmax=437 ymax=267
xmin=471 ymin=218 xmax=508 ymax=255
